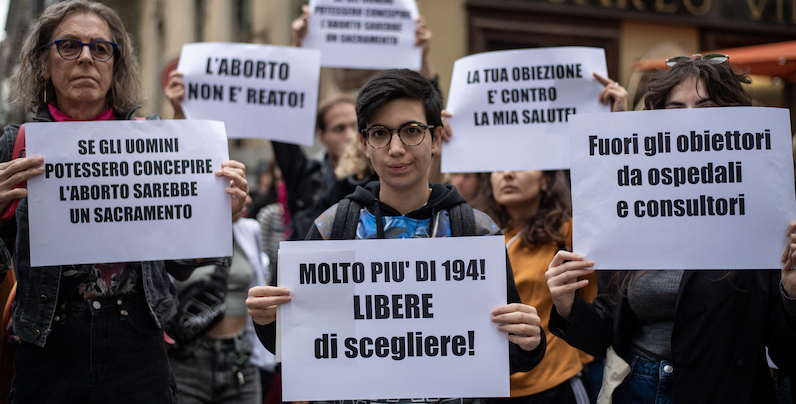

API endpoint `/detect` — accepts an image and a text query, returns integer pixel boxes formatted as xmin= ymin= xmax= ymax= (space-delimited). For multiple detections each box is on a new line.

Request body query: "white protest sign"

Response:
xmin=443 ymin=47 xmax=609 ymax=172
xmin=303 ymin=0 xmax=420 ymax=69
xmin=278 ymin=236 xmax=509 ymax=401
xmin=569 ymin=107 xmax=796 ymax=270
xmin=26 ymin=120 xmax=232 ymax=266
xmin=177 ymin=43 xmax=320 ymax=144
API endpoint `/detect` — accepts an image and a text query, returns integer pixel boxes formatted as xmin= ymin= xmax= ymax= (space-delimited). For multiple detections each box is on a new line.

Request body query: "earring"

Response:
xmin=43 ymin=90 xmax=47 ymax=104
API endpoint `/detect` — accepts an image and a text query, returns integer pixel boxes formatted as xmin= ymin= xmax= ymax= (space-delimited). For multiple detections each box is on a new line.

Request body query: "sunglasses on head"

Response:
xmin=665 ymin=53 xmax=729 ymax=67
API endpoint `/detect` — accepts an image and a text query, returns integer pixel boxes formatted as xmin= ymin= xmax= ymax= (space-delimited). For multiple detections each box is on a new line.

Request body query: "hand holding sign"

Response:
xmin=0 ymin=155 xmax=45 ymax=213
xmin=165 ymin=71 xmax=186 ymax=119
xmin=292 ymin=5 xmax=311 ymax=47
xmin=491 ymin=303 xmax=542 ymax=351
xmin=246 ymin=285 xmax=292 ymax=326
xmin=215 ymin=160 xmax=248 ymax=215
xmin=781 ymin=220 xmax=796 ymax=298
xmin=594 ymin=72 xmax=628 ymax=112
xmin=545 ymin=251 xmax=595 ymax=321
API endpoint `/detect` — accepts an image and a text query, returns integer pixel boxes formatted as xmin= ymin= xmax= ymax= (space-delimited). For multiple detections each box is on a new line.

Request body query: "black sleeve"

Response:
xmin=255 ymin=221 xmax=323 ymax=354
xmin=767 ymin=271 xmax=796 ymax=378
xmin=271 ymin=141 xmax=309 ymax=218
xmin=505 ymin=253 xmax=546 ymax=373
xmin=255 ymin=322 xmax=277 ymax=354
xmin=548 ymin=271 xmax=620 ymax=359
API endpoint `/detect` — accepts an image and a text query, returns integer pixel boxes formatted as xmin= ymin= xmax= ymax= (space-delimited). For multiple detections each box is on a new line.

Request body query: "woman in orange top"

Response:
xmin=487 ymin=170 xmax=596 ymax=404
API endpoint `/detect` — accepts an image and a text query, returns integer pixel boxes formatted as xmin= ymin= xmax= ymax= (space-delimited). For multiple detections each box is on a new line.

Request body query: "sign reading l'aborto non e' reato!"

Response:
xmin=25 ymin=120 xmax=232 ymax=266
xmin=177 ymin=43 xmax=320 ymax=144
xmin=443 ymin=47 xmax=609 ymax=173
xmin=302 ymin=0 xmax=421 ymax=70
xmin=277 ymin=236 xmax=509 ymax=401
xmin=569 ymin=107 xmax=796 ymax=270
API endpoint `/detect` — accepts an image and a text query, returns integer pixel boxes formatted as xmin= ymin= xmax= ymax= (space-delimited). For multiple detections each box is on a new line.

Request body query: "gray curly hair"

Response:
xmin=9 ymin=0 xmax=142 ymax=113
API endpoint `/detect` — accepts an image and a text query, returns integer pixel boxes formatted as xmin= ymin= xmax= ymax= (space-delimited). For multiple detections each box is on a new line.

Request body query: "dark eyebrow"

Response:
xmin=695 ymin=97 xmax=717 ymax=106
xmin=664 ymin=101 xmax=686 ymax=108
xmin=367 ymin=120 xmax=424 ymax=128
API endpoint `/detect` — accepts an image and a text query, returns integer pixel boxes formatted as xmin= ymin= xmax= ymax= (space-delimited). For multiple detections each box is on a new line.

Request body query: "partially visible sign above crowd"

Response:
xmin=302 ymin=0 xmax=421 ymax=70
xmin=443 ymin=47 xmax=609 ymax=173
xmin=26 ymin=120 xmax=233 ymax=266
xmin=177 ymin=43 xmax=320 ymax=144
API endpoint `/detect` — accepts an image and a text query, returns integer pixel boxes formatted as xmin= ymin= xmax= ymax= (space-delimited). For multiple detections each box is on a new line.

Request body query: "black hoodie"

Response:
xmin=257 ymin=181 xmax=546 ymax=376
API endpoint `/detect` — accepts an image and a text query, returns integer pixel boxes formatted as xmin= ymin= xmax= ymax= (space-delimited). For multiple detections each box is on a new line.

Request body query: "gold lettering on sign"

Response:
xmin=656 ymin=0 xmax=679 ymax=13
xmin=683 ymin=0 xmax=712 ymax=15
xmin=746 ymin=0 xmax=767 ymax=20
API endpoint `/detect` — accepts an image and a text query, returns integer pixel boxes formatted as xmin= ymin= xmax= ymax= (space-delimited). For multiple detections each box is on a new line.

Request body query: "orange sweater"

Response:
xmin=504 ymin=223 xmax=597 ymax=397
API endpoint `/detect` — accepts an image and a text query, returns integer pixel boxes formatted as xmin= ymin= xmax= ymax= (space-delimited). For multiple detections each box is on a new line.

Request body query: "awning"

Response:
xmin=634 ymin=40 xmax=796 ymax=81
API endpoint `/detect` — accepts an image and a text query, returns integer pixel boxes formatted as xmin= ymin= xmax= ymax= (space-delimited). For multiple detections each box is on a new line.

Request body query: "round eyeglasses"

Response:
xmin=665 ymin=53 xmax=729 ymax=67
xmin=45 ymin=39 xmax=118 ymax=62
xmin=361 ymin=122 xmax=434 ymax=149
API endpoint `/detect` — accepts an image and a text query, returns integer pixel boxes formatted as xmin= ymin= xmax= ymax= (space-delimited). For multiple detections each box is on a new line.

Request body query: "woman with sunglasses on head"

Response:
xmin=1 ymin=1 xmax=248 ymax=402
xmin=545 ymin=54 xmax=796 ymax=403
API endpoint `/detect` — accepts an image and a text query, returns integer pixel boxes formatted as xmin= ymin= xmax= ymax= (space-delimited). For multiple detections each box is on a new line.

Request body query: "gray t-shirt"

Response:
xmin=627 ymin=270 xmax=684 ymax=361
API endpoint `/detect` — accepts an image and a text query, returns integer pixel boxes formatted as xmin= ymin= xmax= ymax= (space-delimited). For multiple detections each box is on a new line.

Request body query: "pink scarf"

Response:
xmin=48 ymin=104 xmax=114 ymax=122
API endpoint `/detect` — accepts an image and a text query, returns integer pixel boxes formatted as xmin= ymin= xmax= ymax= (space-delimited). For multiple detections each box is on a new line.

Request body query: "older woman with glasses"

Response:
xmin=545 ymin=54 xmax=796 ymax=403
xmin=1 ymin=1 xmax=248 ymax=402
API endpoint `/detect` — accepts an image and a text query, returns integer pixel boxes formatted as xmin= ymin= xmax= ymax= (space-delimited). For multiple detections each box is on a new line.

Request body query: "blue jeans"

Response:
xmin=169 ymin=328 xmax=262 ymax=404
xmin=10 ymin=294 xmax=177 ymax=403
xmin=613 ymin=356 xmax=675 ymax=404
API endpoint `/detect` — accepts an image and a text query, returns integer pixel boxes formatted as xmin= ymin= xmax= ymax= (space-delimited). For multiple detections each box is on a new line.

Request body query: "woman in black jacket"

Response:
xmin=545 ymin=54 xmax=796 ymax=403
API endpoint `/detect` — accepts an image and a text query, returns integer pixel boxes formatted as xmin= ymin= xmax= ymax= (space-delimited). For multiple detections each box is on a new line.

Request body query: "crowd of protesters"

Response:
xmin=0 ymin=1 xmax=794 ymax=404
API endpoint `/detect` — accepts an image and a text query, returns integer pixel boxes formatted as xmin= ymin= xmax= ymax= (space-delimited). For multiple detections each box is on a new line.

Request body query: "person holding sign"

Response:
xmin=247 ymin=70 xmax=546 ymax=402
xmin=167 ymin=195 xmax=271 ymax=404
xmin=545 ymin=54 xmax=796 ymax=403
xmin=1 ymin=1 xmax=248 ymax=402
xmin=487 ymin=170 xmax=596 ymax=403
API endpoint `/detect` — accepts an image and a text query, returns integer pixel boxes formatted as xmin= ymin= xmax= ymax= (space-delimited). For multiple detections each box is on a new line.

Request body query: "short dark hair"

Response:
xmin=355 ymin=69 xmax=443 ymax=135
xmin=316 ymin=94 xmax=355 ymax=132
xmin=644 ymin=58 xmax=752 ymax=110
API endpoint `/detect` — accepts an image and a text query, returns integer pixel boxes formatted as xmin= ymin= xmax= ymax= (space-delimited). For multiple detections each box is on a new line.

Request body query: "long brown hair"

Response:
xmin=643 ymin=58 xmax=751 ymax=110
xmin=487 ymin=170 xmax=571 ymax=248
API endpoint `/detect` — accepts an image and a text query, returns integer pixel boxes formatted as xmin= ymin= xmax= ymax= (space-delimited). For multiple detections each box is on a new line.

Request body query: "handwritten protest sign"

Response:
xmin=278 ymin=236 xmax=509 ymax=400
xmin=26 ymin=120 xmax=232 ymax=266
xmin=569 ymin=107 xmax=796 ymax=270
xmin=443 ymin=47 xmax=609 ymax=172
xmin=303 ymin=0 xmax=420 ymax=69
xmin=177 ymin=43 xmax=320 ymax=144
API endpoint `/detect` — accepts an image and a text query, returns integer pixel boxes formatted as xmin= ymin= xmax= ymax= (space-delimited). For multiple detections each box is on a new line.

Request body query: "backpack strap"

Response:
xmin=0 ymin=125 xmax=27 ymax=221
xmin=330 ymin=198 xmax=362 ymax=240
xmin=449 ymin=202 xmax=476 ymax=237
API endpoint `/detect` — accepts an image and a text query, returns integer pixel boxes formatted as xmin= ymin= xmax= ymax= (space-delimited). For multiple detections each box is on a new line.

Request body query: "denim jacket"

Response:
xmin=0 ymin=106 xmax=226 ymax=347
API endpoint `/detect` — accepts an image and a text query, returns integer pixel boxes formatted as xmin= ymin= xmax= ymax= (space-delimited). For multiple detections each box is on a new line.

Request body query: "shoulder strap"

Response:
xmin=449 ymin=202 xmax=476 ymax=237
xmin=330 ymin=198 xmax=362 ymax=240
xmin=12 ymin=124 xmax=25 ymax=160
xmin=0 ymin=125 xmax=27 ymax=221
